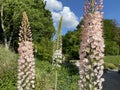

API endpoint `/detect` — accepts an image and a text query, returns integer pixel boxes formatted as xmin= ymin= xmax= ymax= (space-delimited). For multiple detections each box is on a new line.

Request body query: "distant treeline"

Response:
xmin=63 ymin=19 xmax=120 ymax=60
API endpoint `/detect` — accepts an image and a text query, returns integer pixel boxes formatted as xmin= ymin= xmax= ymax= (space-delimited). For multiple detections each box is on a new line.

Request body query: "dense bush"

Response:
xmin=62 ymin=30 xmax=80 ymax=60
xmin=34 ymin=38 xmax=53 ymax=62
xmin=104 ymin=62 xmax=116 ymax=70
xmin=105 ymin=41 xmax=120 ymax=55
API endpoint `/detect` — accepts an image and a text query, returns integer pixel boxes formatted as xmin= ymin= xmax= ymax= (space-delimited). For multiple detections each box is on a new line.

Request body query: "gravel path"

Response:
xmin=102 ymin=70 xmax=120 ymax=90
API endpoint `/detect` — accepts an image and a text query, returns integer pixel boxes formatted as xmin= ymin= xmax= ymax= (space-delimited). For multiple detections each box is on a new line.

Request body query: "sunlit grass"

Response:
xmin=104 ymin=55 xmax=120 ymax=66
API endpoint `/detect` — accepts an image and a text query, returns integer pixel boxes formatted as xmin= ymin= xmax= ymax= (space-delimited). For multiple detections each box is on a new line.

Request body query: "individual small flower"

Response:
xmin=86 ymin=75 xmax=90 ymax=79
xmin=101 ymin=78 xmax=105 ymax=82
xmin=83 ymin=58 xmax=89 ymax=63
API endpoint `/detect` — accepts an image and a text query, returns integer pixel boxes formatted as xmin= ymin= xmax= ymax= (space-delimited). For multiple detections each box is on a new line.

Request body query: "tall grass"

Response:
xmin=0 ymin=45 xmax=79 ymax=90
xmin=0 ymin=45 xmax=18 ymax=90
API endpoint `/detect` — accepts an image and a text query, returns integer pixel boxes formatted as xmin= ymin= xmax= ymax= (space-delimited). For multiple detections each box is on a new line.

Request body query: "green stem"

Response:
xmin=90 ymin=0 xmax=95 ymax=13
xmin=55 ymin=70 xmax=58 ymax=90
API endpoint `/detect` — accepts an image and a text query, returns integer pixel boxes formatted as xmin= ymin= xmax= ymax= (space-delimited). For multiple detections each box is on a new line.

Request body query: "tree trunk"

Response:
xmin=1 ymin=2 xmax=9 ymax=49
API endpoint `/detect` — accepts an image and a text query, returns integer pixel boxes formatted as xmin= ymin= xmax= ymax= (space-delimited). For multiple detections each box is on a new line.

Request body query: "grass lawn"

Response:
xmin=104 ymin=55 xmax=120 ymax=66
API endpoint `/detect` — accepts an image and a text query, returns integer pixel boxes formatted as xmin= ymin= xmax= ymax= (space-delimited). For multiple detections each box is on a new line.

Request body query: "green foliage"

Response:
xmin=0 ymin=45 xmax=17 ymax=90
xmin=114 ymin=27 xmax=120 ymax=47
xmin=57 ymin=67 xmax=79 ymax=90
xmin=35 ymin=60 xmax=79 ymax=90
xmin=35 ymin=38 xmax=53 ymax=62
xmin=103 ymin=19 xmax=120 ymax=55
xmin=104 ymin=55 xmax=120 ymax=67
xmin=103 ymin=19 xmax=116 ymax=40
xmin=63 ymin=19 xmax=120 ymax=60
xmin=62 ymin=30 xmax=80 ymax=60
xmin=105 ymin=41 xmax=120 ymax=55
xmin=0 ymin=0 xmax=55 ymax=61
xmin=104 ymin=62 xmax=116 ymax=70
xmin=104 ymin=55 xmax=120 ymax=71
xmin=35 ymin=60 xmax=53 ymax=90
xmin=0 ymin=46 xmax=79 ymax=90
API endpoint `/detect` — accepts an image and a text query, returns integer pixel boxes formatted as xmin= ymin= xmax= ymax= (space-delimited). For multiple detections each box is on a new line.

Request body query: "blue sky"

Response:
xmin=44 ymin=0 xmax=120 ymax=34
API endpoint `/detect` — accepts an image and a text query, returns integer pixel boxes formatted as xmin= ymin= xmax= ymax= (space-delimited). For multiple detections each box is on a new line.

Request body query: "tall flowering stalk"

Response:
xmin=79 ymin=0 xmax=105 ymax=90
xmin=52 ymin=16 xmax=63 ymax=67
xmin=52 ymin=16 xmax=63 ymax=90
xmin=18 ymin=12 xmax=35 ymax=90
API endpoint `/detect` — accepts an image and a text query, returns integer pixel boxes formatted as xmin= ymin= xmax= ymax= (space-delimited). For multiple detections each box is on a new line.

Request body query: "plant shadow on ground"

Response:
xmin=61 ymin=61 xmax=79 ymax=76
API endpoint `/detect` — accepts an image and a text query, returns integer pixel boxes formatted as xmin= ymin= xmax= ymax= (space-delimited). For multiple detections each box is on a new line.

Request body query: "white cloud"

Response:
xmin=52 ymin=12 xmax=61 ymax=21
xmin=45 ymin=0 xmax=79 ymax=29
xmin=44 ymin=0 xmax=62 ymax=11
xmin=60 ymin=7 xmax=79 ymax=28
xmin=52 ymin=7 xmax=79 ymax=29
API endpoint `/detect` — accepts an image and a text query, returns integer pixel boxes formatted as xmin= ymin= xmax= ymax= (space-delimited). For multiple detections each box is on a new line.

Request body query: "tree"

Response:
xmin=62 ymin=19 xmax=120 ymax=60
xmin=62 ymin=30 xmax=80 ymax=60
xmin=114 ymin=27 xmax=120 ymax=54
xmin=103 ymin=19 xmax=116 ymax=40
xmin=0 ymin=0 xmax=55 ymax=61
xmin=0 ymin=0 xmax=10 ymax=49
xmin=104 ymin=19 xmax=120 ymax=55
xmin=62 ymin=20 xmax=84 ymax=60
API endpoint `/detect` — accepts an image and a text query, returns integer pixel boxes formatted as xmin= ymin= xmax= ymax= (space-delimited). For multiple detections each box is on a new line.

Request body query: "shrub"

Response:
xmin=105 ymin=41 xmax=120 ymax=55
xmin=34 ymin=38 xmax=53 ymax=62
xmin=104 ymin=62 xmax=116 ymax=70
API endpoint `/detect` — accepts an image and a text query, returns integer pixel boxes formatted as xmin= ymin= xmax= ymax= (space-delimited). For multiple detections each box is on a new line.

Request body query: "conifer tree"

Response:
xmin=79 ymin=0 xmax=105 ymax=90
xmin=18 ymin=11 xmax=35 ymax=90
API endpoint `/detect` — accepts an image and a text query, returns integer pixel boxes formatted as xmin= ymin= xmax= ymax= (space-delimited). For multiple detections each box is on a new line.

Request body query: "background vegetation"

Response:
xmin=0 ymin=0 xmax=55 ymax=62
xmin=0 ymin=46 xmax=79 ymax=90
xmin=0 ymin=0 xmax=120 ymax=90
xmin=63 ymin=20 xmax=120 ymax=60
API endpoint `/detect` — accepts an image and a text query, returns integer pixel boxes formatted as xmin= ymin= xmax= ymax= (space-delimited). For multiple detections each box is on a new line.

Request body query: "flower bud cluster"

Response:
xmin=18 ymin=12 xmax=35 ymax=90
xmin=84 ymin=0 xmax=103 ymax=14
xmin=52 ymin=49 xmax=62 ymax=67
xmin=79 ymin=4 xmax=105 ymax=90
xmin=52 ymin=17 xmax=63 ymax=68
